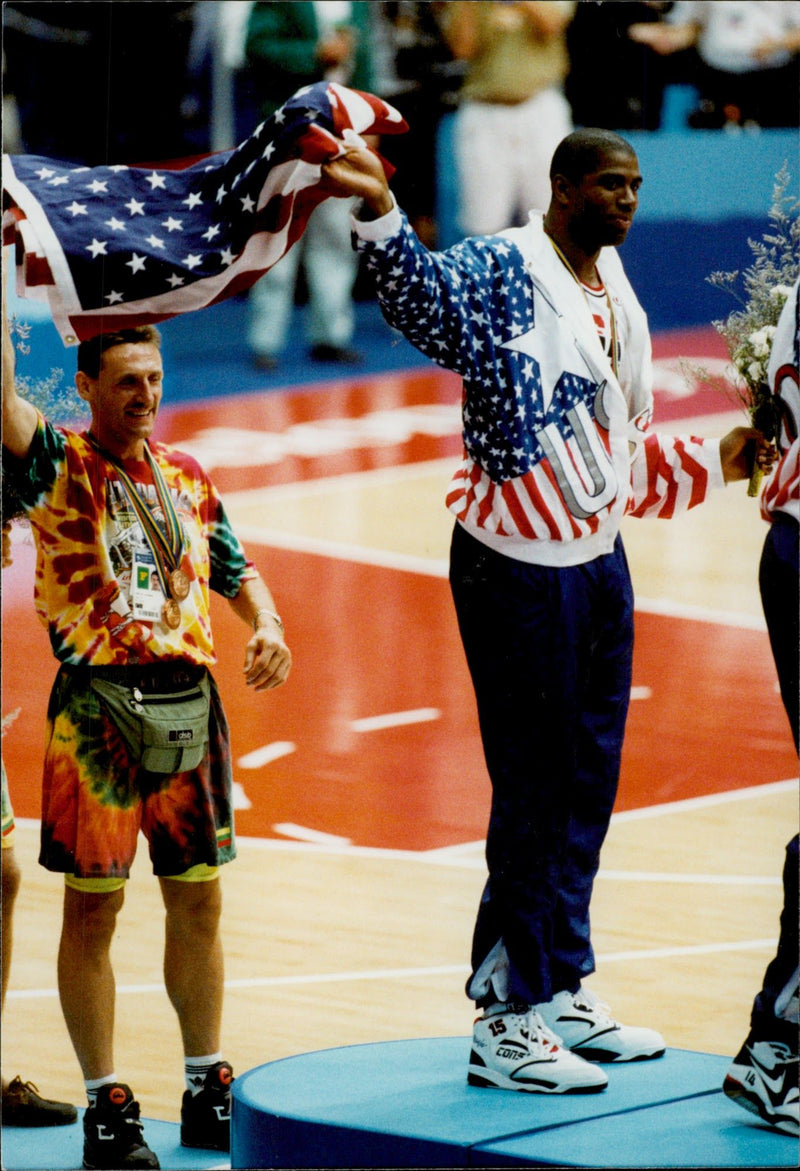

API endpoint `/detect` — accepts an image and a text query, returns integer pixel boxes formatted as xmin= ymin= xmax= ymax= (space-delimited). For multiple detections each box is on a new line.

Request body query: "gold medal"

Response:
xmin=162 ymin=598 xmax=181 ymax=630
xmin=169 ymin=568 xmax=190 ymax=601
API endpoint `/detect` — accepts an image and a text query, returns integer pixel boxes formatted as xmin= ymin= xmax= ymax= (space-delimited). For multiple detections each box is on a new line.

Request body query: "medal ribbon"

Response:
xmin=88 ymin=436 xmax=185 ymax=597
xmin=546 ymin=236 xmax=619 ymax=379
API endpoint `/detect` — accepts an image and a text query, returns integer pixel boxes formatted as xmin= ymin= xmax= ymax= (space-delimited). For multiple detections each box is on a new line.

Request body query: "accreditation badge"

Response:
xmin=131 ymin=548 xmax=164 ymax=622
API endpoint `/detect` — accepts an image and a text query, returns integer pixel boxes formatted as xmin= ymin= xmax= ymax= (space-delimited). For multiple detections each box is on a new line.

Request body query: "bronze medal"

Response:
xmin=169 ymin=568 xmax=190 ymax=601
xmin=162 ymin=598 xmax=181 ymax=630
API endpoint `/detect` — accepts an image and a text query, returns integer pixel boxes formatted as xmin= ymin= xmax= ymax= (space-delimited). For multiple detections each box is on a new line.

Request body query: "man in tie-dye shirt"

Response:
xmin=2 ymin=312 xmax=291 ymax=1169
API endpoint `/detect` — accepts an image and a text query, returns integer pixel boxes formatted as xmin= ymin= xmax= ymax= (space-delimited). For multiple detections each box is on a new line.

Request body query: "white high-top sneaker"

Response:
xmin=724 ymin=1035 xmax=799 ymax=1136
xmin=536 ymin=988 xmax=666 ymax=1062
xmin=468 ymin=1002 xmax=608 ymax=1093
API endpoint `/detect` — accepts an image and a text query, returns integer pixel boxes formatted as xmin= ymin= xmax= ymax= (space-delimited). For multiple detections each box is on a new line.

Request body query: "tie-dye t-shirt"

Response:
xmin=14 ymin=415 xmax=258 ymax=667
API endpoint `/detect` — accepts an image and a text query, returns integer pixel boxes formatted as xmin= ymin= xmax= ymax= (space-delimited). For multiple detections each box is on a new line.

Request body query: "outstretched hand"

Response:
xmin=320 ymin=144 xmax=394 ymax=219
xmin=719 ymin=426 xmax=777 ymax=483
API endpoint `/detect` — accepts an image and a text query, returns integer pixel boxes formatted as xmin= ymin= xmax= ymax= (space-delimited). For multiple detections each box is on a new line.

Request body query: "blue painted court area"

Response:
xmin=1 ymin=1113 xmax=228 ymax=1171
xmin=231 ymin=1037 xmax=798 ymax=1169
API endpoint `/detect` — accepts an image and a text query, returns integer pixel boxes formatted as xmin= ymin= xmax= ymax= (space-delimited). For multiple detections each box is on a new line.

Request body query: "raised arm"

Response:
xmin=2 ymin=275 xmax=38 ymax=458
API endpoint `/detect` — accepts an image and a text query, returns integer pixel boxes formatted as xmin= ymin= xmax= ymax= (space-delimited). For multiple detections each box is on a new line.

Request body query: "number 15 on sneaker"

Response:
xmin=469 ymin=1003 xmax=608 ymax=1093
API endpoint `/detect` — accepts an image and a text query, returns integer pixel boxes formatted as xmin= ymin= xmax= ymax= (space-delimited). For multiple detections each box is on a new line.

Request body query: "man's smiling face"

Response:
xmin=78 ymin=342 xmax=164 ymax=459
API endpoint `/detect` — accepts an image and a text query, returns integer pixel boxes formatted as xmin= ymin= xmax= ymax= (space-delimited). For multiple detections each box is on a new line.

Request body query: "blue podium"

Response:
xmin=231 ymin=1036 xmax=798 ymax=1168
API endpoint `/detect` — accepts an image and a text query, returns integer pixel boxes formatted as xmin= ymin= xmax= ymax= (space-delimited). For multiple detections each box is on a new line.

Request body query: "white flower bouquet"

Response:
xmin=706 ymin=164 xmax=799 ymax=496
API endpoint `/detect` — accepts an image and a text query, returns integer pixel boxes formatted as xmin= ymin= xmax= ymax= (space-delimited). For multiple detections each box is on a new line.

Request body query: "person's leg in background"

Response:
xmin=1 ymin=759 xmax=78 ymax=1129
xmin=515 ymin=88 xmax=572 ymax=219
xmin=304 ymin=196 xmax=361 ymax=364
xmin=247 ymin=239 xmax=303 ymax=369
xmin=453 ymin=101 xmax=517 ymax=237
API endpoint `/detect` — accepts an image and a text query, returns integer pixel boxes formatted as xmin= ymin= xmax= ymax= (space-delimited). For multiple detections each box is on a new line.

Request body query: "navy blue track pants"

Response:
xmin=753 ymin=514 xmax=799 ymax=1037
xmin=449 ymin=523 xmax=634 ymax=1006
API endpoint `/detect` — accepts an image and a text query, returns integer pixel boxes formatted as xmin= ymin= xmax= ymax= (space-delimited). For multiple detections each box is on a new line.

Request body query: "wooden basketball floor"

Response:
xmin=2 ymin=326 xmax=798 ymax=1155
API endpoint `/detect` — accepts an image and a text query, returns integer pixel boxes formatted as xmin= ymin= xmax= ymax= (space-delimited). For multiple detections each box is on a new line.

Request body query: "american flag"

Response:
xmin=2 ymin=82 xmax=406 ymax=345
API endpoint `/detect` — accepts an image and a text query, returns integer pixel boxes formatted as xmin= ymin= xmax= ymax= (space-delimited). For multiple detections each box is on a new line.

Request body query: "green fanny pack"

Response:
xmin=90 ymin=673 xmax=211 ymax=774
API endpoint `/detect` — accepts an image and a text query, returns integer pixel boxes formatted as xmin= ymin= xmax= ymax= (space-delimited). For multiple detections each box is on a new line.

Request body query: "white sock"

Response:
xmin=184 ymin=1052 xmax=222 ymax=1096
xmin=85 ymin=1074 xmax=118 ymax=1107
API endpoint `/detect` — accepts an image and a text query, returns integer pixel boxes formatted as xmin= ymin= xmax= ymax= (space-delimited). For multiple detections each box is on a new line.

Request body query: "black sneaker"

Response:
xmin=180 ymin=1060 xmax=233 ymax=1151
xmin=82 ymin=1083 xmax=159 ymax=1169
xmin=2 ymin=1076 xmax=78 ymax=1126
xmin=723 ymin=1035 xmax=799 ymax=1136
xmin=309 ymin=343 xmax=362 ymax=365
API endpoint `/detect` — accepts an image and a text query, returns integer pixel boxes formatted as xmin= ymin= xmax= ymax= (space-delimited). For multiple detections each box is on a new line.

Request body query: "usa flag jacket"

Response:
xmin=353 ymin=201 xmax=725 ymax=568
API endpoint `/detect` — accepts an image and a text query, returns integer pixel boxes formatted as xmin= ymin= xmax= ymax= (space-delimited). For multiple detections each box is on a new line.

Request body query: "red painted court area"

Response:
xmin=2 ymin=329 xmax=795 ymax=850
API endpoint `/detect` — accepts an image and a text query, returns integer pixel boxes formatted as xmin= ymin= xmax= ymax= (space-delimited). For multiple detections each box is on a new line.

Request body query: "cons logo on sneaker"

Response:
xmin=497 ymin=1045 xmax=526 ymax=1062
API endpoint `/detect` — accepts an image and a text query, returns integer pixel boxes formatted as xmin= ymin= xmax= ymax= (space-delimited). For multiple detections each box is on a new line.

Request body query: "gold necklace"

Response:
xmin=545 ymin=235 xmax=619 ymax=379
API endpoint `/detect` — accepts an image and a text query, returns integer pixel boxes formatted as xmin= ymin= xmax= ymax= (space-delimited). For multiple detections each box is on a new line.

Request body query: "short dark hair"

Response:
xmin=550 ymin=129 xmax=636 ymax=184
xmin=77 ymin=325 xmax=162 ymax=379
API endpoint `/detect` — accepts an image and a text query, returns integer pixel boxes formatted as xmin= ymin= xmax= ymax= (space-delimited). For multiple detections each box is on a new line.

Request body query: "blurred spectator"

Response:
xmin=3 ymin=2 xmax=201 ymax=166
xmin=370 ymin=2 xmax=463 ymax=247
xmin=566 ymin=1 xmax=694 ymax=130
xmin=207 ymin=1 xmax=257 ymax=149
xmin=629 ymin=1 xmax=800 ymax=129
xmin=439 ymin=2 xmax=575 ymax=238
xmin=243 ymin=2 xmax=373 ymax=369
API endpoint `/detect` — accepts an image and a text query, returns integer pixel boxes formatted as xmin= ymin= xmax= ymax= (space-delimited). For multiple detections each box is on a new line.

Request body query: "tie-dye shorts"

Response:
xmin=39 ymin=663 xmax=236 ymax=880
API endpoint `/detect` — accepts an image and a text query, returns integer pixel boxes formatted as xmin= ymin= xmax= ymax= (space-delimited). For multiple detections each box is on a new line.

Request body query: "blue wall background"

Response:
xmin=436 ymin=118 xmax=798 ymax=332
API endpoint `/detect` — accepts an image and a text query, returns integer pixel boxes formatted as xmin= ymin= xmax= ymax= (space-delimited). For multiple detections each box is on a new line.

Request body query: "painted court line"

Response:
xmin=238 ymin=740 xmax=297 ymax=769
xmin=611 ymin=777 xmax=798 ymax=823
xmin=598 ymin=870 xmax=780 ymax=886
xmin=223 ymin=458 xmax=455 ymax=503
xmin=272 ymin=822 xmax=352 ymax=846
xmin=351 ymin=708 xmax=441 ymax=733
xmin=232 ymin=536 xmax=765 ymax=633
xmin=16 ymin=775 xmax=795 ymax=868
xmin=233 ymin=522 xmax=449 ymax=578
xmin=8 ymin=939 xmax=777 ymax=1001
xmin=235 ymin=520 xmax=767 ymax=629
xmin=634 ymin=594 xmax=766 ymax=631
